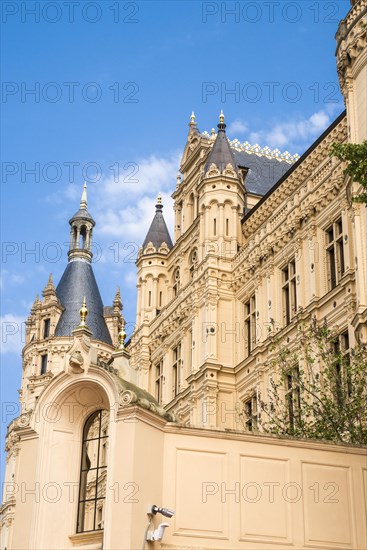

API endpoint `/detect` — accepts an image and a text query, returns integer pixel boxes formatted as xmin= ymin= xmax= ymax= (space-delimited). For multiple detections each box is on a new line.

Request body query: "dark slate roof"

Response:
xmin=69 ymin=207 xmax=95 ymax=225
xmin=204 ymin=122 xmax=238 ymax=175
xmin=55 ymin=260 xmax=112 ymax=345
xmin=143 ymin=204 xmax=173 ymax=251
xmin=232 ymin=150 xmax=291 ymax=196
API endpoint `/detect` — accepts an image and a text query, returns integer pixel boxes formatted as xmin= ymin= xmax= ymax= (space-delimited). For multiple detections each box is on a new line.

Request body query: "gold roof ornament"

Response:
xmin=79 ymin=296 xmax=88 ymax=327
xmin=157 ymin=193 xmax=162 ymax=206
xmin=190 ymin=111 xmax=196 ymax=124
xmin=80 ymin=182 xmax=88 ymax=210
xmin=118 ymin=323 xmax=127 ymax=350
xmin=219 ymin=110 xmax=225 ymax=124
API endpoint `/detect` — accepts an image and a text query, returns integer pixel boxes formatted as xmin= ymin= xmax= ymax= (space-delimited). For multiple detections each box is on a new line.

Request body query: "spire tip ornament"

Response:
xmin=219 ymin=110 xmax=225 ymax=124
xmin=79 ymin=296 xmax=88 ymax=327
xmin=80 ymin=181 xmax=88 ymax=209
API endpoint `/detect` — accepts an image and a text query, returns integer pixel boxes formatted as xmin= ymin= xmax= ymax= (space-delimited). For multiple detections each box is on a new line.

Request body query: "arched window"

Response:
xmin=77 ymin=410 xmax=109 ymax=533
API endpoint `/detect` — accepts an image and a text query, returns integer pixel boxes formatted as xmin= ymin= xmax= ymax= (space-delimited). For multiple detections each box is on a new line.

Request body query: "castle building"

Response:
xmin=1 ymin=1 xmax=366 ymax=549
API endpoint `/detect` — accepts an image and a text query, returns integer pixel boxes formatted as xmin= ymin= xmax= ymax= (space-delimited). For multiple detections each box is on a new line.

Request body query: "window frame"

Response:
xmin=326 ymin=218 xmax=345 ymax=290
xmin=172 ymin=343 xmax=182 ymax=398
xmin=244 ymin=294 xmax=256 ymax=357
xmin=282 ymin=259 xmax=297 ymax=326
xmin=77 ymin=409 xmax=109 ymax=534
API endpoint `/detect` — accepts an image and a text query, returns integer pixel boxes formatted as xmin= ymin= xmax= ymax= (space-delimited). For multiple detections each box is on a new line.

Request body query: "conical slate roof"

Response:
xmin=55 ymin=261 xmax=112 ymax=345
xmin=142 ymin=197 xmax=173 ymax=251
xmin=204 ymin=112 xmax=238 ymax=175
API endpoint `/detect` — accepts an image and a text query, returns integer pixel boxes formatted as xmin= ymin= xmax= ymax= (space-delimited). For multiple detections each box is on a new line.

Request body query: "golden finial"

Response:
xmin=118 ymin=323 xmax=127 ymax=350
xmin=219 ymin=110 xmax=225 ymax=124
xmin=190 ymin=111 xmax=196 ymax=124
xmin=79 ymin=296 xmax=88 ymax=327
xmin=80 ymin=181 xmax=88 ymax=209
xmin=157 ymin=193 xmax=162 ymax=206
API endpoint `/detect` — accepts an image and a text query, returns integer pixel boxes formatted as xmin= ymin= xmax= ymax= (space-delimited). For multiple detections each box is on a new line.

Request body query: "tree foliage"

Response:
xmin=259 ymin=320 xmax=367 ymax=445
xmin=330 ymin=140 xmax=367 ymax=204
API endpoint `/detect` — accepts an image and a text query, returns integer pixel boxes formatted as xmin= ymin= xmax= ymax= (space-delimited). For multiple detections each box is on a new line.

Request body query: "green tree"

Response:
xmin=330 ymin=141 xmax=367 ymax=204
xmin=259 ymin=319 xmax=367 ymax=445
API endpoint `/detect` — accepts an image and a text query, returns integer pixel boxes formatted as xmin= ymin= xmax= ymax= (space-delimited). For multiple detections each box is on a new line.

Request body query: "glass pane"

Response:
xmin=84 ymin=412 xmax=101 ymax=441
xmin=84 ymin=469 xmax=98 ymax=500
xmin=96 ymin=470 xmax=107 ymax=499
xmin=99 ymin=440 xmax=108 ymax=468
xmin=82 ymin=439 xmax=99 ymax=471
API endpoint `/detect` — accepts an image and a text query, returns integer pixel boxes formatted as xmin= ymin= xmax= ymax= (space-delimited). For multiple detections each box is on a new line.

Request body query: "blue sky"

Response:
xmin=1 ymin=0 xmax=351 ymax=477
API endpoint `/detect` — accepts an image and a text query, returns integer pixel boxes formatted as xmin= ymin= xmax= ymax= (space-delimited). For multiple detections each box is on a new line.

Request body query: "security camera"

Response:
xmin=151 ymin=504 xmax=175 ymax=518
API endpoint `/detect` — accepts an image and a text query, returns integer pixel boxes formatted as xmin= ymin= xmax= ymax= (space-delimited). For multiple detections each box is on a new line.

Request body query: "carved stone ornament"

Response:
xmin=206 ymin=163 xmax=220 ymax=178
xmin=69 ymin=350 xmax=84 ymax=373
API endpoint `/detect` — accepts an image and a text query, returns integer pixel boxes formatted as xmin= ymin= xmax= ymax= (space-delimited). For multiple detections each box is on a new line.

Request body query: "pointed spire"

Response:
xmin=113 ymin=287 xmax=123 ymax=313
xmin=31 ymin=293 xmax=41 ymax=312
xmin=42 ymin=273 xmax=56 ymax=299
xmin=80 ymin=181 xmax=88 ymax=209
xmin=142 ymin=194 xmax=173 ymax=251
xmin=203 ymin=112 xmax=238 ymax=176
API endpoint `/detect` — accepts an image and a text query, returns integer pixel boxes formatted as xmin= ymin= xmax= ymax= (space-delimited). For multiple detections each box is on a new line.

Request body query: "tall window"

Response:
xmin=282 ymin=259 xmax=297 ymax=326
xmin=155 ymin=360 xmax=164 ymax=404
xmin=244 ymin=294 xmax=256 ymax=357
xmin=243 ymin=394 xmax=257 ymax=432
xmin=43 ymin=319 xmax=50 ymax=339
xmin=285 ymin=367 xmax=301 ymax=433
xmin=40 ymin=354 xmax=48 ymax=375
xmin=77 ymin=410 xmax=109 ymax=533
xmin=173 ymin=268 xmax=180 ymax=297
xmin=172 ymin=343 xmax=182 ymax=398
xmin=326 ymin=218 xmax=345 ymax=290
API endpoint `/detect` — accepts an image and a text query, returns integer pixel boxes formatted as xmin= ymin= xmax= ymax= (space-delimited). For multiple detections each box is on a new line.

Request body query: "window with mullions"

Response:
xmin=244 ymin=295 xmax=256 ymax=357
xmin=326 ymin=218 xmax=345 ymax=290
xmin=77 ymin=410 xmax=109 ymax=533
xmin=282 ymin=259 xmax=297 ymax=326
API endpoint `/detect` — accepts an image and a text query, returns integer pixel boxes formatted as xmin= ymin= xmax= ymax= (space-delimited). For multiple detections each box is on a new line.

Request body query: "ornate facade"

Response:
xmin=1 ymin=1 xmax=366 ymax=549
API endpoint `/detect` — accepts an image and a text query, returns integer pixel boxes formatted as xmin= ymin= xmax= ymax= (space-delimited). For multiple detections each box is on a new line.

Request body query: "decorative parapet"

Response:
xmin=201 ymin=131 xmax=300 ymax=163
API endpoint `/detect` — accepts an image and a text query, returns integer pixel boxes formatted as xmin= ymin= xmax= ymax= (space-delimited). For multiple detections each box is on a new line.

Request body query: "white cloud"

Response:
xmin=227 ymin=119 xmax=248 ymax=136
xmin=249 ymin=110 xmax=332 ymax=151
xmin=0 ymin=270 xmax=25 ymax=289
xmin=1 ymin=314 xmax=27 ymax=355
